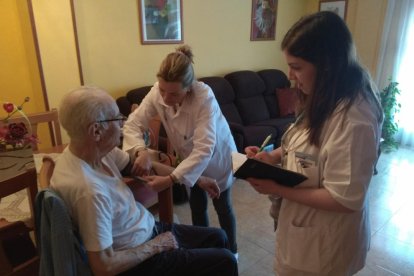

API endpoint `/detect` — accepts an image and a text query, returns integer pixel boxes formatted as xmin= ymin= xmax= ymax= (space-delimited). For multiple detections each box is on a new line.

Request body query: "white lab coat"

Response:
xmin=275 ymin=97 xmax=382 ymax=275
xmin=122 ymin=81 xmax=237 ymax=192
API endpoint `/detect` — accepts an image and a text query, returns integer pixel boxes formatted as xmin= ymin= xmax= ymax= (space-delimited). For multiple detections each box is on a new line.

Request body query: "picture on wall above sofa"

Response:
xmin=251 ymin=0 xmax=278 ymax=41
xmin=138 ymin=0 xmax=183 ymax=44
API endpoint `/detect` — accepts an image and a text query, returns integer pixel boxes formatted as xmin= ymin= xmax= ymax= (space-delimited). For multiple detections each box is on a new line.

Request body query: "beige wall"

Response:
xmin=2 ymin=0 xmax=387 ymax=115
xmin=0 ymin=0 xmax=43 ymax=113
xmin=31 ymin=0 xmax=81 ymax=110
xmin=0 ymin=0 xmax=53 ymax=148
xmin=75 ymin=0 xmax=386 ymax=100
xmin=346 ymin=0 xmax=388 ymax=77
xmin=75 ymin=0 xmax=311 ymax=99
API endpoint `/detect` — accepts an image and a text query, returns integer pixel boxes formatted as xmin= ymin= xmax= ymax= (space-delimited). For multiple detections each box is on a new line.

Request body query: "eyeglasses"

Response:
xmin=96 ymin=115 xmax=127 ymax=124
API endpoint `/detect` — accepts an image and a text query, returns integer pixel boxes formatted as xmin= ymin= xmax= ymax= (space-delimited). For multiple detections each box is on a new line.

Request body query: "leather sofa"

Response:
xmin=116 ymin=69 xmax=296 ymax=153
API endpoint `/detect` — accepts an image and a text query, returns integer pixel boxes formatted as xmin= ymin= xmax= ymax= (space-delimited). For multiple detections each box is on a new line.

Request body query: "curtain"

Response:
xmin=375 ymin=0 xmax=414 ymax=148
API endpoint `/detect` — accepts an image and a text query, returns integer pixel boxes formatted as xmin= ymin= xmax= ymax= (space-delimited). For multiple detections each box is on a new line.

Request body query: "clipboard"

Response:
xmin=234 ymin=158 xmax=307 ymax=187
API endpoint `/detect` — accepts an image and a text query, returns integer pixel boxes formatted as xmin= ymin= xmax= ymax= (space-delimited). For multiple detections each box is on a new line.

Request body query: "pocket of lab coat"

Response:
xmin=174 ymin=125 xmax=193 ymax=156
xmin=295 ymin=159 xmax=319 ymax=188
xmin=283 ymin=223 xmax=322 ymax=273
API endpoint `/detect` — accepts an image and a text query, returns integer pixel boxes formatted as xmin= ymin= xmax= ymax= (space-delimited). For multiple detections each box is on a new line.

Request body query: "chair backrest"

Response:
xmin=38 ymin=156 xmax=55 ymax=189
xmin=0 ymin=168 xmax=40 ymax=275
xmin=35 ymin=189 xmax=91 ymax=276
xmin=9 ymin=108 xmax=62 ymax=151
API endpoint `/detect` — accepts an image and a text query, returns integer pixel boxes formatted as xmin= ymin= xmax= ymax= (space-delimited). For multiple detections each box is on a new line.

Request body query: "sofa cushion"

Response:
xmin=254 ymin=117 xmax=295 ymax=134
xmin=257 ymin=69 xmax=291 ymax=118
xmin=224 ymin=71 xmax=270 ymax=125
xmin=275 ymin=88 xmax=298 ymax=117
xmin=116 ymin=96 xmax=132 ymax=117
xmin=126 ymin=86 xmax=153 ymax=105
xmin=199 ymin=76 xmax=243 ymax=125
xmin=238 ymin=125 xmax=279 ymax=152
xmin=254 ymin=116 xmax=295 ymax=147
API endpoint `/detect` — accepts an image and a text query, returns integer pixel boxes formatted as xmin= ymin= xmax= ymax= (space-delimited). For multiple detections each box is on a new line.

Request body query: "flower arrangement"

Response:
xmin=0 ymin=97 xmax=38 ymax=152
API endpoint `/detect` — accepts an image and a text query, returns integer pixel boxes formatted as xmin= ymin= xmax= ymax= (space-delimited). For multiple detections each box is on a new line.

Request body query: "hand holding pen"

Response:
xmin=258 ymin=134 xmax=272 ymax=152
xmin=245 ymin=134 xmax=272 ymax=158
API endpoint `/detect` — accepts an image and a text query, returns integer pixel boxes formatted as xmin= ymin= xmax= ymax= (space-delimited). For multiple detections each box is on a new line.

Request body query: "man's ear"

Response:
xmin=88 ymin=122 xmax=102 ymax=142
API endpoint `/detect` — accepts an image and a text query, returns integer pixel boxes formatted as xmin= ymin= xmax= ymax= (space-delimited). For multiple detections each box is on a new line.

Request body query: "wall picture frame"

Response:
xmin=138 ymin=0 xmax=183 ymax=45
xmin=319 ymin=0 xmax=347 ymax=20
xmin=250 ymin=0 xmax=278 ymax=41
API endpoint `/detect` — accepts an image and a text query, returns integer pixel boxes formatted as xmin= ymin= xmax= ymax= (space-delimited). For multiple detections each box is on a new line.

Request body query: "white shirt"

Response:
xmin=122 ymin=81 xmax=237 ymax=191
xmin=51 ymin=147 xmax=155 ymax=252
xmin=275 ymin=97 xmax=381 ymax=275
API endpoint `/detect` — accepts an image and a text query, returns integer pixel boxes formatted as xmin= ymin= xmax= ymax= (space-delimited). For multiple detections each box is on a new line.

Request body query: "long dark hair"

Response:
xmin=281 ymin=11 xmax=382 ymax=146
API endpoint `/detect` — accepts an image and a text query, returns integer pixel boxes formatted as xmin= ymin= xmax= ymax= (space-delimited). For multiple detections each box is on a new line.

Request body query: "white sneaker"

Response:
xmin=234 ymin=253 xmax=239 ymax=263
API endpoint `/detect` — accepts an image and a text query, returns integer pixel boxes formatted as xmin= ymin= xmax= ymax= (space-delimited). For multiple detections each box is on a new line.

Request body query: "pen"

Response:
xmin=258 ymin=134 xmax=272 ymax=152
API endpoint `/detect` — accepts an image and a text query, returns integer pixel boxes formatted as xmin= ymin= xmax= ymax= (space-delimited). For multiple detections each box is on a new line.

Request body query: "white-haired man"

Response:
xmin=50 ymin=86 xmax=238 ymax=276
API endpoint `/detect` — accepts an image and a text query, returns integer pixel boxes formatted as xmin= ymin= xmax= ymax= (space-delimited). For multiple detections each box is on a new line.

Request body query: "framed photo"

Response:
xmin=250 ymin=0 xmax=278 ymax=41
xmin=319 ymin=0 xmax=347 ymax=20
xmin=138 ymin=0 xmax=183 ymax=45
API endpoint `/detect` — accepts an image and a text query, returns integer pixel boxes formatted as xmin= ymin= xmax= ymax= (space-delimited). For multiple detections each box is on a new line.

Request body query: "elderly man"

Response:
xmin=50 ymin=86 xmax=238 ymax=276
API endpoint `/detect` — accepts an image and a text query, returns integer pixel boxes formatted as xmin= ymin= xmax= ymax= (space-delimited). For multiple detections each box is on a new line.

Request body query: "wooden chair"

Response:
xmin=9 ymin=108 xmax=62 ymax=152
xmin=0 ymin=169 xmax=40 ymax=275
xmin=38 ymin=157 xmax=173 ymax=223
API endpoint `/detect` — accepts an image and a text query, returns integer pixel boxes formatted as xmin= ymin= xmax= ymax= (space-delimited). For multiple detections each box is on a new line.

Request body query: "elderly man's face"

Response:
xmin=98 ymin=102 xmax=124 ymax=152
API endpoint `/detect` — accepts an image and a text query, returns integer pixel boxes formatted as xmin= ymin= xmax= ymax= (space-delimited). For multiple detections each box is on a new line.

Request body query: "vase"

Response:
xmin=0 ymin=147 xmax=35 ymax=182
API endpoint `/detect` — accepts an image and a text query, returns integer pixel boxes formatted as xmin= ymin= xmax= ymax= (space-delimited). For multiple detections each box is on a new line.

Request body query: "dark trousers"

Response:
xmin=189 ymin=184 xmax=238 ymax=253
xmin=121 ymin=222 xmax=238 ymax=276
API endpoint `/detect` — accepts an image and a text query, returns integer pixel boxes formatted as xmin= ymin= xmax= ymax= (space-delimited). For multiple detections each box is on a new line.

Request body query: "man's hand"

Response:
xmin=88 ymin=231 xmax=178 ymax=275
xmin=151 ymin=231 xmax=179 ymax=253
xmin=197 ymin=176 xmax=220 ymax=199
xmin=145 ymin=175 xmax=172 ymax=192
xmin=131 ymin=150 xmax=152 ymax=176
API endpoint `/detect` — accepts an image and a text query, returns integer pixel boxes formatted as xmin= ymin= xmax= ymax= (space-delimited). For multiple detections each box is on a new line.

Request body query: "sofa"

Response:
xmin=116 ymin=69 xmax=297 ymax=153
xmin=200 ymin=69 xmax=296 ymax=152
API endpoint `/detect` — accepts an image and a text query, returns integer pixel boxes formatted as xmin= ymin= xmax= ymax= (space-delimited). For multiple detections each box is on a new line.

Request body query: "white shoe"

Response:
xmin=234 ymin=253 xmax=239 ymax=263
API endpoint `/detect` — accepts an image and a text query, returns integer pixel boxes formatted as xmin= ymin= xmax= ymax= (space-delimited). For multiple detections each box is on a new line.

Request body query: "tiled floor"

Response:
xmin=173 ymin=147 xmax=414 ymax=276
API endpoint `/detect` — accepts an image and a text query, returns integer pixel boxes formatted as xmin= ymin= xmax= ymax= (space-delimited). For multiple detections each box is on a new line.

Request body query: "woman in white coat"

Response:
xmin=122 ymin=45 xmax=238 ymax=255
xmin=245 ymin=12 xmax=383 ymax=275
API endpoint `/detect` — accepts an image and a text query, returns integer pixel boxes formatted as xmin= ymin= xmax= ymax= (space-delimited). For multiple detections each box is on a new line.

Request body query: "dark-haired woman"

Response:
xmin=245 ymin=11 xmax=383 ymax=275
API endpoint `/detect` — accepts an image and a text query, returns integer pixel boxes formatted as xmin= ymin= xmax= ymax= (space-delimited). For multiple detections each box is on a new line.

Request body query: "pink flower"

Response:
xmin=3 ymin=103 xmax=14 ymax=113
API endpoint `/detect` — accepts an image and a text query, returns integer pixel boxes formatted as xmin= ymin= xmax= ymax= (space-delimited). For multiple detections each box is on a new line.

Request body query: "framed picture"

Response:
xmin=138 ymin=0 xmax=183 ymax=45
xmin=250 ymin=0 xmax=278 ymax=41
xmin=319 ymin=0 xmax=347 ymax=20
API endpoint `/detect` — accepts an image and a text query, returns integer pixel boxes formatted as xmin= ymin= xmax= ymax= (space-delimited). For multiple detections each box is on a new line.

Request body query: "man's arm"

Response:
xmin=87 ymin=231 xmax=178 ymax=275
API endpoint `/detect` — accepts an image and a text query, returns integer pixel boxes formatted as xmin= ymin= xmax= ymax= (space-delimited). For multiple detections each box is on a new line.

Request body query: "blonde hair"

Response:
xmin=157 ymin=45 xmax=195 ymax=88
